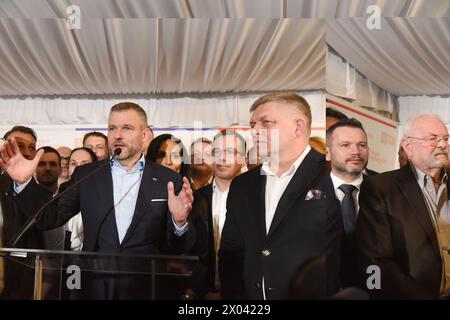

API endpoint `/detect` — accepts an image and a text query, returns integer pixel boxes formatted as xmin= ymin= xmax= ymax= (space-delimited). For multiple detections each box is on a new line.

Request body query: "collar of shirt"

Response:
xmin=261 ymin=145 xmax=311 ymax=178
xmin=413 ymin=165 xmax=448 ymax=189
xmin=330 ymin=171 xmax=363 ymax=194
xmin=212 ymin=178 xmax=229 ymax=194
xmin=111 ymin=154 xmax=145 ymax=174
xmin=211 ymin=178 xmax=229 ymax=241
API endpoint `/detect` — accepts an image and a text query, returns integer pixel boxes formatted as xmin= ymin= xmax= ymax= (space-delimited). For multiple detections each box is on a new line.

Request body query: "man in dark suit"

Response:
xmin=0 ymin=102 xmax=195 ymax=299
xmin=0 ymin=126 xmax=57 ymax=300
xmin=219 ymin=92 xmax=342 ymax=300
xmin=196 ymin=129 xmax=246 ymax=299
xmin=357 ymin=113 xmax=450 ymax=299
xmin=326 ymin=118 xmax=369 ymax=288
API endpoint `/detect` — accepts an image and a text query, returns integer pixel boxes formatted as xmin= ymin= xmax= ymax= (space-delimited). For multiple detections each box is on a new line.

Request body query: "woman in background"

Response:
xmin=147 ymin=133 xmax=191 ymax=179
xmin=61 ymin=147 xmax=97 ymax=251
xmin=147 ymin=134 xmax=209 ymax=299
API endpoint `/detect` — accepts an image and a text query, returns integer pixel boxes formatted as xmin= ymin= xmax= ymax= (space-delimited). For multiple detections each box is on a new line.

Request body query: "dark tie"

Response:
xmin=338 ymin=184 xmax=357 ymax=236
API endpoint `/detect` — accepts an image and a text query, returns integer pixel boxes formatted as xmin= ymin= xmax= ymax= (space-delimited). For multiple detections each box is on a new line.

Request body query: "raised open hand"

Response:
xmin=0 ymin=137 xmax=43 ymax=184
xmin=168 ymin=177 xmax=194 ymax=226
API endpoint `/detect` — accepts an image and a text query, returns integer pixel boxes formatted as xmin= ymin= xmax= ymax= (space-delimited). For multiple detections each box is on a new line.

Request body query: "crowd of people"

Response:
xmin=0 ymin=92 xmax=448 ymax=300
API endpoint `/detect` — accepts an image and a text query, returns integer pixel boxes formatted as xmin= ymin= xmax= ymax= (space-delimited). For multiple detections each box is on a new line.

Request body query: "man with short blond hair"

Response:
xmin=0 ymin=102 xmax=197 ymax=299
xmin=219 ymin=92 xmax=341 ymax=299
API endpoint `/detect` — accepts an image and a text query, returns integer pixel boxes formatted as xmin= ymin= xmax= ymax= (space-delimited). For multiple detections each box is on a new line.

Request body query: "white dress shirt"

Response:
xmin=15 ymin=155 xmax=187 ymax=246
xmin=111 ymin=156 xmax=145 ymax=243
xmin=260 ymin=145 xmax=311 ymax=299
xmin=212 ymin=178 xmax=230 ymax=289
xmin=262 ymin=145 xmax=311 ymax=233
xmin=212 ymin=178 xmax=229 ymax=249
xmin=330 ymin=172 xmax=363 ymax=215
xmin=66 ymin=213 xmax=83 ymax=251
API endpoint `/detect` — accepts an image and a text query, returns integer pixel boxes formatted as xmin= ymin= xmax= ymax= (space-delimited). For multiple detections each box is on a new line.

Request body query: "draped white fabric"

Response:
xmin=327 ymin=17 xmax=450 ymax=96
xmin=0 ymin=18 xmax=325 ymax=96
xmin=0 ymin=91 xmax=326 ymax=127
xmin=398 ymin=95 xmax=450 ymax=124
xmin=326 ymin=47 xmax=397 ymax=112
xmin=0 ymin=0 xmax=448 ymax=18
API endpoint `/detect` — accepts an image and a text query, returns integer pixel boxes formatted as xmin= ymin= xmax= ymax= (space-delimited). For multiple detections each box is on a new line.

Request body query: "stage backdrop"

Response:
xmin=326 ymin=94 xmax=399 ymax=173
xmin=0 ymin=91 xmax=326 ymax=153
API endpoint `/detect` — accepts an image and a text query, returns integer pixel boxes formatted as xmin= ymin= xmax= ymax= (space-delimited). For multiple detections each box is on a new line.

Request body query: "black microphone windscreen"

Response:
xmin=114 ymin=148 xmax=122 ymax=157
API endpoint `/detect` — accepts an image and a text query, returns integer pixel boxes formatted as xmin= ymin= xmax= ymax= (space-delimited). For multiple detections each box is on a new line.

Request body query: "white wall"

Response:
xmin=0 ymin=91 xmax=326 ymax=150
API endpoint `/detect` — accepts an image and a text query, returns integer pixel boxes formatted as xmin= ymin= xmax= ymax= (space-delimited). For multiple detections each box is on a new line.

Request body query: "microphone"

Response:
xmin=9 ymin=148 xmax=122 ymax=247
xmin=112 ymin=148 xmax=122 ymax=158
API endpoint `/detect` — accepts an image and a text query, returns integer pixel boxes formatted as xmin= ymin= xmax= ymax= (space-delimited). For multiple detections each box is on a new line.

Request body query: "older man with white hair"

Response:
xmin=357 ymin=113 xmax=450 ymax=299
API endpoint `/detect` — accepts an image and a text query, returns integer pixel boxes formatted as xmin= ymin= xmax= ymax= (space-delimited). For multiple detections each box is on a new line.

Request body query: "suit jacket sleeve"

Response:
xmin=218 ymin=180 xmax=246 ymax=299
xmin=165 ymin=175 xmax=205 ymax=254
xmin=13 ymin=173 xmax=81 ymax=230
xmin=357 ymin=178 xmax=435 ymax=299
xmin=184 ymin=191 xmax=210 ymax=298
xmin=325 ymin=193 xmax=343 ymax=296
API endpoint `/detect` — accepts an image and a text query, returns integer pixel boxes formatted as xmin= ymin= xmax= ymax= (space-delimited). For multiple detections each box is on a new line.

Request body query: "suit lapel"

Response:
xmin=93 ymin=162 xmax=120 ymax=247
xmin=204 ymin=184 xmax=213 ymax=216
xmin=120 ymin=161 xmax=157 ymax=246
xmin=257 ymin=167 xmax=268 ymax=238
xmin=267 ymin=149 xmax=323 ymax=238
xmin=0 ymin=173 xmax=10 ymax=194
xmin=396 ymin=164 xmax=440 ymax=258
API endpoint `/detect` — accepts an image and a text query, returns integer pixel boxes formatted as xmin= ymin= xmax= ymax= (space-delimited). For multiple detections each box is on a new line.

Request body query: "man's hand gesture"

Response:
xmin=168 ymin=177 xmax=194 ymax=227
xmin=0 ymin=137 xmax=42 ymax=184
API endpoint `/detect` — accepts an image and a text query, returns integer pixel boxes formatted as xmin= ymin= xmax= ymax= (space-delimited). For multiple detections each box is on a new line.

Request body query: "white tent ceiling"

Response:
xmin=1 ymin=0 xmax=449 ymax=18
xmin=0 ymin=0 xmax=448 ymax=97
xmin=0 ymin=18 xmax=325 ymax=96
xmin=328 ymin=17 xmax=450 ymax=96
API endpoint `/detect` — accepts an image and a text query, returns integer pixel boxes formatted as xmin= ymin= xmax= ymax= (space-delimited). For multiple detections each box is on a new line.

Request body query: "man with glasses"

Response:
xmin=357 ymin=113 xmax=450 ymax=299
xmin=196 ymin=129 xmax=246 ymax=299
xmin=57 ymin=146 xmax=72 ymax=186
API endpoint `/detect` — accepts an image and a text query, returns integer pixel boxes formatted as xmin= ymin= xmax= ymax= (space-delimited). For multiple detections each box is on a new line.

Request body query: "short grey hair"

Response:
xmin=402 ymin=113 xmax=446 ymax=139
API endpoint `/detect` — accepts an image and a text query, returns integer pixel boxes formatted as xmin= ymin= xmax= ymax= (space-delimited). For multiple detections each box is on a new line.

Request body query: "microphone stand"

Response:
xmin=8 ymin=148 xmax=122 ymax=248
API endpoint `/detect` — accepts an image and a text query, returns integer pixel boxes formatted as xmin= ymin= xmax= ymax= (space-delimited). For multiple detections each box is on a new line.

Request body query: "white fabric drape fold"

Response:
xmin=0 ymin=91 xmax=326 ymax=127
xmin=1 ymin=0 xmax=448 ymax=18
xmin=327 ymin=17 xmax=450 ymax=96
xmin=326 ymin=47 xmax=397 ymax=112
xmin=398 ymin=95 xmax=450 ymax=124
xmin=0 ymin=18 xmax=325 ymax=96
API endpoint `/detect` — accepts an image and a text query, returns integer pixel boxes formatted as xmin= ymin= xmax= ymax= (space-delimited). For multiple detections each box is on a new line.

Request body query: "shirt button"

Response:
xmin=262 ymin=249 xmax=271 ymax=256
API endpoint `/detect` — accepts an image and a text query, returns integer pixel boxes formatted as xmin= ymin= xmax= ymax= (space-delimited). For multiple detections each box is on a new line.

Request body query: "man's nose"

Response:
xmin=251 ymin=126 xmax=262 ymax=137
xmin=437 ymin=137 xmax=449 ymax=148
xmin=349 ymin=144 xmax=360 ymax=154
xmin=113 ymin=128 xmax=123 ymax=139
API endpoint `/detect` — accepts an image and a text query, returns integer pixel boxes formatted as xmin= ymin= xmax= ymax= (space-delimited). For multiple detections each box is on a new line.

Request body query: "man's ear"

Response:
xmin=402 ymin=138 xmax=413 ymax=158
xmin=142 ymin=126 xmax=151 ymax=139
xmin=294 ymin=118 xmax=307 ymax=137
xmin=241 ymin=156 xmax=247 ymax=168
xmin=325 ymin=146 xmax=331 ymax=161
